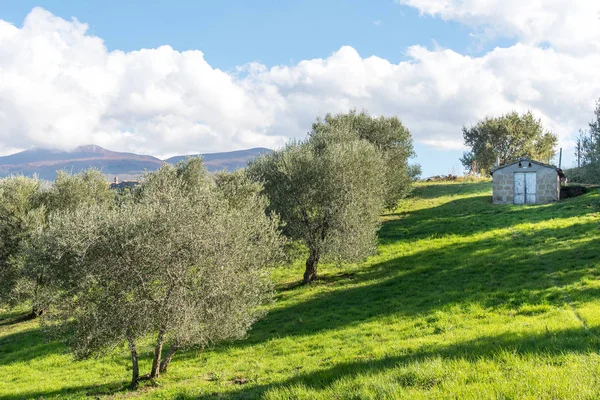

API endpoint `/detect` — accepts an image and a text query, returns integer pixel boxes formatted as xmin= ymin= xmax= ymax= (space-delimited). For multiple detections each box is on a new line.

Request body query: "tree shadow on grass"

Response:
xmin=380 ymin=191 xmax=598 ymax=245
xmin=165 ymin=218 xmax=600 ymax=385
xmin=0 ymin=380 xmax=131 ymax=400
xmin=2 ymin=183 xmax=597 ymax=398
xmin=201 ymin=220 xmax=599 ymax=351
xmin=192 ymin=325 xmax=600 ymax=399
xmin=0 ymin=311 xmax=34 ymax=327
xmin=0 ymin=327 xmax=67 ymax=367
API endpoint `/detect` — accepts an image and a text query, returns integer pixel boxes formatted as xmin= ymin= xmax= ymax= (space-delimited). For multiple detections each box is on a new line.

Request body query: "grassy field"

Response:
xmin=2 ymin=181 xmax=600 ymax=399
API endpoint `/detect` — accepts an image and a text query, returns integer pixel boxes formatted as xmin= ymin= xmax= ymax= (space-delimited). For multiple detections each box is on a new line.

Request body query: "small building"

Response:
xmin=492 ymin=159 xmax=566 ymax=205
xmin=109 ymin=176 xmax=140 ymax=191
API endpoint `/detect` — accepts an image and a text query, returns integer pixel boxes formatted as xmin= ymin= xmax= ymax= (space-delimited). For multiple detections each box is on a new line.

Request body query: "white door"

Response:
xmin=514 ymin=173 xmax=525 ymax=204
xmin=525 ymin=172 xmax=537 ymax=204
xmin=514 ymin=172 xmax=537 ymax=204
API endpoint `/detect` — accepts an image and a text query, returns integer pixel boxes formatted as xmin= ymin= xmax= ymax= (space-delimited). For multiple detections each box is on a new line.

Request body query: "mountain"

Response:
xmin=166 ymin=148 xmax=270 ymax=172
xmin=0 ymin=145 xmax=271 ymax=181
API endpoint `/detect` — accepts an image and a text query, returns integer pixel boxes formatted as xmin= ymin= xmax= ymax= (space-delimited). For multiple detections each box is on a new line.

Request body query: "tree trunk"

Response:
xmin=30 ymin=305 xmax=46 ymax=319
xmin=159 ymin=341 xmax=180 ymax=374
xmin=127 ymin=335 xmax=140 ymax=390
xmin=303 ymin=249 xmax=319 ymax=283
xmin=150 ymin=329 xmax=166 ymax=379
xmin=29 ymin=276 xmax=46 ymax=319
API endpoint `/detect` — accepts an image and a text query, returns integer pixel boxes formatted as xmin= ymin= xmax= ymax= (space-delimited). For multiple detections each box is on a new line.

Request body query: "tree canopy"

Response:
xmin=0 ymin=175 xmax=44 ymax=311
xmin=34 ymin=159 xmax=283 ymax=388
xmin=310 ymin=110 xmax=418 ymax=208
xmin=581 ymin=100 xmax=600 ymax=166
xmin=570 ymin=99 xmax=600 ymax=184
xmin=0 ymin=169 xmax=115 ymax=318
xmin=248 ymin=111 xmax=412 ymax=283
xmin=460 ymin=111 xmax=558 ymax=174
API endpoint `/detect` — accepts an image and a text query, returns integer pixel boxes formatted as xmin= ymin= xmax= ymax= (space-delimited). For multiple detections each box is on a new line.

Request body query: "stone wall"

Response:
xmin=493 ymin=162 xmax=560 ymax=204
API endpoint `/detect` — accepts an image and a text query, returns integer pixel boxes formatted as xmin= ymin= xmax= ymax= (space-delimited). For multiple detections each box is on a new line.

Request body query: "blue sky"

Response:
xmin=1 ymin=0 xmax=500 ymax=68
xmin=0 ymin=1 xmax=597 ymax=176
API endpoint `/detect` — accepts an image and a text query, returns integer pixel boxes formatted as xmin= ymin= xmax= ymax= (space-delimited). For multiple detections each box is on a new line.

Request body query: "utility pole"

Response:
xmin=558 ymin=148 xmax=562 ymax=169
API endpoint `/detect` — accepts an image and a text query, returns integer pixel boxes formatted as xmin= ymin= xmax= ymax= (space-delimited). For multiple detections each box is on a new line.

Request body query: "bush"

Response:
xmin=564 ymin=165 xmax=600 ymax=184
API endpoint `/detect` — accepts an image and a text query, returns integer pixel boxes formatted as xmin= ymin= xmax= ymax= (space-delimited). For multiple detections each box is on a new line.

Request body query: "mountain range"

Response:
xmin=0 ymin=145 xmax=270 ymax=181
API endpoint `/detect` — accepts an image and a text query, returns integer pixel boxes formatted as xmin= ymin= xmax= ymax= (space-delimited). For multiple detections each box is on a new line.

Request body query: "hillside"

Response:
xmin=1 ymin=181 xmax=600 ymax=399
xmin=0 ymin=145 xmax=270 ymax=181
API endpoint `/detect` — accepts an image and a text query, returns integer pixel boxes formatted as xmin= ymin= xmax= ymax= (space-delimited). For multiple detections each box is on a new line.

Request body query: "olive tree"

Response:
xmin=35 ymin=159 xmax=283 ymax=389
xmin=5 ymin=169 xmax=116 ymax=318
xmin=248 ymin=128 xmax=386 ymax=283
xmin=40 ymin=168 xmax=115 ymax=212
xmin=0 ymin=176 xmax=45 ymax=316
xmin=310 ymin=110 xmax=417 ymax=208
xmin=461 ymin=111 xmax=558 ymax=173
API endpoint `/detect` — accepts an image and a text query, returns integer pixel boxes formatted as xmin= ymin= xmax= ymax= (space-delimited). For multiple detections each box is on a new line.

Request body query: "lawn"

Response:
xmin=1 ymin=181 xmax=600 ymax=399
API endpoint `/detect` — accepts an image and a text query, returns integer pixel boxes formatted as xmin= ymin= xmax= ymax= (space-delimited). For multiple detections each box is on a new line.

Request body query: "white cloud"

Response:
xmin=374 ymin=20 xmax=382 ymax=26
xmin=0 ymin=7 xmax=599 ymax=164
xmin=397 ymin=0 xmax=600 ymax=55
xmin=0 ymin=8 xmax=286 ymax=157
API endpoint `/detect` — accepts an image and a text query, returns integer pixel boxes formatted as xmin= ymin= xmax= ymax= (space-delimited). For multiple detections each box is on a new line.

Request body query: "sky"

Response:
xmin=0 ymin=1 xmax=599 ymax=176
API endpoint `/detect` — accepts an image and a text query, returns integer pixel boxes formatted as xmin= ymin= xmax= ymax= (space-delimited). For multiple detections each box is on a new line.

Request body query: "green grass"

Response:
xmin=2 ymin=181 xmax=600 ymax=399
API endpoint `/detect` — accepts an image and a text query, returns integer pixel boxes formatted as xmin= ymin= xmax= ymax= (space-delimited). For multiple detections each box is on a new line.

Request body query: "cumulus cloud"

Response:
xmin=0 ymin=6 xmax=599 ymax=163
xmin=0 ymin=8 xmax=285 ymax=157
xmin=397 ymin=0 xmax=600 ymax=55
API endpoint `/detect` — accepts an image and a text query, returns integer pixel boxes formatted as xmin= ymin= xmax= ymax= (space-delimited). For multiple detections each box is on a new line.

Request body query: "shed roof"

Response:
xmin=492 ymin=158 xmax=565 ymax=178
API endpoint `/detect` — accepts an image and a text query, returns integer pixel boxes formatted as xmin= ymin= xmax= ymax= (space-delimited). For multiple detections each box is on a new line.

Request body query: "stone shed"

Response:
xmin=492 ymin=159 xmax=566 ymax=204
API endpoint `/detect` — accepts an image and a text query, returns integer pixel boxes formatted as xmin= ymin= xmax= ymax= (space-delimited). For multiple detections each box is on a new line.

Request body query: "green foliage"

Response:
xmin=249 ymin=110 xmax=416 ymax=283
xmin=2 ymin=182 xmax=600 ymax=399
xmin=310 ymin=110 xmax=417 ymax=208
xmin=564 ymin=164 xmax=600 ymax=184
xmin=461 ymin=111 xmax=558 ymax=174
xmin=0 ymin=170 xmax=115 ymax=314
xmin=568 ymin=100 xmax=600 ymax=184
xmin=40 ymin=168 xmax=115 ymax=214
xmin=0 ymin=176 xmax=45 ymax=309
xmin=248 ymin=128 xmax=386 ymax=283
xmin=33 ymin=159 xmax=283 ymax=387
xmin=571 ymin=99 xmax=600 ymax=183
xmin=213 ymin=169 xmax=264 ymax=209
xmin=21 ymin=169 xmax=116 ymax=316
xmin=408 ymin=163 xmax=423 ymax=181
xmin=581 ymin=100 xmax=600 ymax=165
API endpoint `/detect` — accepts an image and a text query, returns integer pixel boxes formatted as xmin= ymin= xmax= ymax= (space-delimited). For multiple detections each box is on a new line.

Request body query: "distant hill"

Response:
xmin=165 ymin=148 xmax=270 ymax=172
xmin=0 ymin=145 xmax=271 ymax=181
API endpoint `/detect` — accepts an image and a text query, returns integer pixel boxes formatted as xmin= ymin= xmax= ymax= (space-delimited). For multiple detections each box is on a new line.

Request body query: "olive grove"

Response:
xmin=1 ymin=110 xmax=418 ymax=389
xmin=33 ymin=160 xmax=283 ymax=388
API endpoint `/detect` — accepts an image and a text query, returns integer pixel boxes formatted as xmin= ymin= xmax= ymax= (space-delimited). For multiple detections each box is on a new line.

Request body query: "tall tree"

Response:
xmin=310 ymin=110 xmax=418 ymax=208
xmin=460 ymin=111 xmax=558 ymax=174
xmin=581 ymin=100 xmax=600 ymax=166
xmin=35 ymin=159 xmax=283 ymax=389
xmin=248 ymin=124 xmax=387 ymax=283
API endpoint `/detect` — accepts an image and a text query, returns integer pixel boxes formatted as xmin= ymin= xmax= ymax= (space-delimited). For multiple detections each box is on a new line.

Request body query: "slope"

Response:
xmin=1 ymin=181 xmax=600 ymax=399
